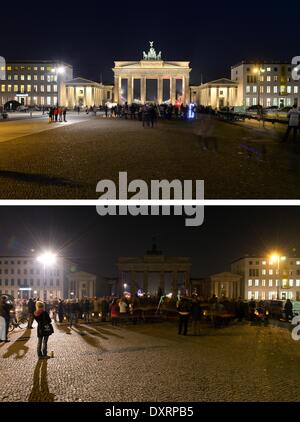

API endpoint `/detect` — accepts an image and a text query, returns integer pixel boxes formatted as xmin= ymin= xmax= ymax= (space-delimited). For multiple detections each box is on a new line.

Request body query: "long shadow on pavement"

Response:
xmin=28 ymin=359 xmax=55 ymax=402
xmin=82 ymin=324 xmax=125 ymax=339
xmin=0 ymin=170 xmax=82 ymax=187
xmin=3 ymin=328 xmax=31 ymax=359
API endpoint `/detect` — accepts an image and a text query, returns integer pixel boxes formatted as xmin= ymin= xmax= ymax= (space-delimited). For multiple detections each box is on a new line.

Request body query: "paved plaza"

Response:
xmin=0 ymin=321 xmax=300 ymax=402
xmin=0 ymin=114 xmax=300 ymax=199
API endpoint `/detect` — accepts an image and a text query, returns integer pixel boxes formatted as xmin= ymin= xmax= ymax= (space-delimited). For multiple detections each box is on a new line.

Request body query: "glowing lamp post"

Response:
xmin=269 ymin=253 xmax=286 ymax=300
xmin=37 ymin=252 xmax=57 ymax=301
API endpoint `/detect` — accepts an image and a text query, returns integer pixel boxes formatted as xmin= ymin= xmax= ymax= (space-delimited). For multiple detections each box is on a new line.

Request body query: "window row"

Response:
xmin=246 ymin=85 xmax=298 ymax=94
xmin=248 ymin=279 xmax=300 ymax=287
xmin=0 ymin=278 xmax=60 ymax=286
xmin=0 ymin=269 xmax=60 ymax=275
xmin=1 ymin=85 xmax=58 ymax=93
xmin=248 ymin=291 xmax=294 ymax=300
xmin=5 ymin=74 xmax=57 ymax=82
xmin=6 ymin=65 xmax=58 ymax=72
xmin=245 ymin=97 xmax=297 ymax=107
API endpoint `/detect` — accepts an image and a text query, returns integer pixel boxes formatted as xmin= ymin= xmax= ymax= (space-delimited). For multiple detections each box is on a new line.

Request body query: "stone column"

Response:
xmin=143 ymin=271 xmax=148 ymax=292
xmin=73 ymin=87 xmax=76 ymax=107
xmin=170 ymin=77 xmax=176 ymax=104
xmin=216 ymin=87 xmax=219 ymax=109
xmin=114 ymin=76 xmax=120 ymax=104
xmin=141 ymin=77 xmax=146 ymax=104
xmin=182 ymin=76 xmax=190 ymax=104
xmin=83 ymin=87 xmax=87 ymax=106
xmin=157 ymin=77 xmax=163 ymax=104
xmin=172 ymin=271 xmax=177 ymax=296
xmin=127 ymin=76 xmax=133 ymax=104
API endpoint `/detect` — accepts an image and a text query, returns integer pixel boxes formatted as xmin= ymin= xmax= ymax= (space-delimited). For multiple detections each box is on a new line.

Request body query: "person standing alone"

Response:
xmin=283 ymin=104 xmax=300 ymax=142
xmin=34 ymin=301 xmax=54 ymax=358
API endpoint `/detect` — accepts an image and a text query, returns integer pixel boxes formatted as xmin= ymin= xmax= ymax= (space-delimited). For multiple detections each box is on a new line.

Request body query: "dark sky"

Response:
xmin=0 ymin=206 xmax=299 ymax=278
xmin=1 ymin=1 xmax=299 ymax=84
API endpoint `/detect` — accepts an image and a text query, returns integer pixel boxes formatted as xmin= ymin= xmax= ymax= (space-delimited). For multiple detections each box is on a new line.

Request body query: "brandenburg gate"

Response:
xmin=113 ymin=42 xmax=191 ymax=105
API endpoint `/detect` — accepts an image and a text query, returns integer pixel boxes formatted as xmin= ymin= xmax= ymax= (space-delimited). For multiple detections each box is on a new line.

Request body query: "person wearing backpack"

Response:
xmin=34 ymin=301 xmax=54 ymax=359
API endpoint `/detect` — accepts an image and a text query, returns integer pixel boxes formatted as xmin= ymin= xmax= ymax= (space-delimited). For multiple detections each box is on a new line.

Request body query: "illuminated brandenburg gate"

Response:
xmin=113 ymin=42 xmax=191 ymax=105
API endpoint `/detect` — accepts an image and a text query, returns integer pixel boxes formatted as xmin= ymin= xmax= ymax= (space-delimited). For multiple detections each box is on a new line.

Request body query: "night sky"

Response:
xmin=2 ymin=1 xmax=300 ymax=84
xmin=0 ymin=206 xmax=299 ymax=278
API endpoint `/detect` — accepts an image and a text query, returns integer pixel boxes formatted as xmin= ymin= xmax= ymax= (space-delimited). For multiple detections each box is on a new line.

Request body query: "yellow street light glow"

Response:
xmin=253 ymin=68 xmax=259 ymax=74
xmin=36 ymin=251 xmax=57 ymax=266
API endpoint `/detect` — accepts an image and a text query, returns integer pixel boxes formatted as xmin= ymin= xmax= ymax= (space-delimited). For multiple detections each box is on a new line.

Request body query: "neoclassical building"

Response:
xmin=65 ymin=78 xmax=114 ymax=108
xmin=190 ymin=78 xmax=239 ymax=109
xmin=113 ymin=42 xmax=191 ymax=105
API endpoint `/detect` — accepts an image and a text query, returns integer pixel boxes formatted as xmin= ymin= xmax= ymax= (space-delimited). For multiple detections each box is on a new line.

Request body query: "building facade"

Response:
xmin=65 ymin=78 xmax=114 ymax=108
xmin=117 ymin=244 xmax=191 ymax=297
xmin=0 ymin=60 xmax=73 ymax=108
xmin=0 ymin=255 xmax=97 ymax=301
xmin=113 ymin=42 xmax=191 ymax=105
xmin=0 ymin=60 xmax=113 ymax=109
xmin=231 ymin=256 xmax=300 ymax=301
xmin=231 ymin=61 xmax=300 ymax=108
xmin=67 ymin=271 xmax=96 ymax=299
xmin=0 ymin=255 xmax=65 ymax=301
xmin=190 ymin=78 xmax=238 ymax=109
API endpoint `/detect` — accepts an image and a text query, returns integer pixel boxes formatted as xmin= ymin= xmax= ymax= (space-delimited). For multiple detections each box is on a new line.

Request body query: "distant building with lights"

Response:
xmin=231 ymin=61 xmax=300 ymax=108
xmin=191 ymin=61 xmax=299 ymax=109
xmin=0 ymin=255 xmax=96 ymax=301
xmin=231 ymin=256 xmax=300 ymax=301
xmin=116 ymin=242 xmax=191 ymax=297
xmin=0 ymin=60 xmax=113 ymax=108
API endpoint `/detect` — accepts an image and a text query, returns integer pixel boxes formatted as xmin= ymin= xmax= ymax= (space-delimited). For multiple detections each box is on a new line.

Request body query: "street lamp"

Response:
xmin=269 ymin=253 xmax=286 ymax=300
xmin=253 ymin=66 xmax=266 ymax=109
xmin=36 ymin=251 xmax=57 ymax=301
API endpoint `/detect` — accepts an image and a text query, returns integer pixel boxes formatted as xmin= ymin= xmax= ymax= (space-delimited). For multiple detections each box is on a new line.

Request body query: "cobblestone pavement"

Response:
xmin=0 ymin=115 xmax=300 ymax=198
xmin=0 ymin=321 xmax=300 ymax=402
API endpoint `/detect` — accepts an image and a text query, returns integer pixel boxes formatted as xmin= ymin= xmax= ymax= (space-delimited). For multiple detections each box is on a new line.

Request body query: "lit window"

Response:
xmin=295 ymin=86 xmax=298 ymax=94
xmin=248 ymin=279 xmax=253 ymax=287
xmin=267 ymin=76 xmax=271 ymax=82
xmin=47 ymin=85 xmax=51 ymax=92
xmin=262 ymin=261 xmax=266 ymax=265
xmin=248 ymin=291 xmax=253 ymax=300
xmin=262 ymin=280 xmax=266 ymax=286
xmin=20 ymin=75 xmax=25 ymax=81
xmin=40 ymin=66 xmax=45 ymax=71
xmin=262 ymin=269 xmax=266 ymax=275
xmin=27 ymin=85 xmax=31 ymax=92
xmin=246 ymin=86 xmax=251 ymax=93
xmin=14 ymin=75 xmax=18 ymax=80
xmin=289 ymin=279 xmax=294 ymax=287
xmin=14 ymin=85 xmax=18 ymax=92
xmin=296 ymin=280 xmax=300 ymax=286
xmin=255 ymin=279 xmax=259 ymax=286
xmin=1 ymin=85 xmax=5 ymax=92
xmin=287 ymin=86 xmax=291 ymax=94
xmin=267 ymin=86 xmax=271 ymax=93
xmin=253 ymin=86 xmax=257 ymax=93
xmin=274 ymin=86 xmax=278 ymax=93
xmin=267 ymin=67 xmax=271 ymax=71
xmin=27 ymin=75 xmax=31 ymax=81
xmin=269 ymin=280 xmax=273 ymax=287
xmin=269 ymin=269 xmax=273 ymax=275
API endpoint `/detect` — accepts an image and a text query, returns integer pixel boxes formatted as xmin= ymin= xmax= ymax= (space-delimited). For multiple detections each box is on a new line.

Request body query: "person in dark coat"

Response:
xmin=34 ymin=301 xmax=53 ymax=358
xmin=101 ymin=298 xmax=109 ymax=322
xmin=177 ymin=297 xmax=191 ymax=336
xmin=191 ymin=297 xmax=202 ymax=335
xmin=27 ymin=298 xmax=36 ymax=329
xmin=57 ymin=299 xmax=64 ymax=323
xmin=284 ymin=299 xmax=293 ymax=321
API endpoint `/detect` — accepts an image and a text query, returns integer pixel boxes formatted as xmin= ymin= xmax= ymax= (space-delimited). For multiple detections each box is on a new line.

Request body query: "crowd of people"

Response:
xmin=1 ymin=293 xmax=296 ymax=358
xmin=48 ymin=106 xmax=67 ymax=123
